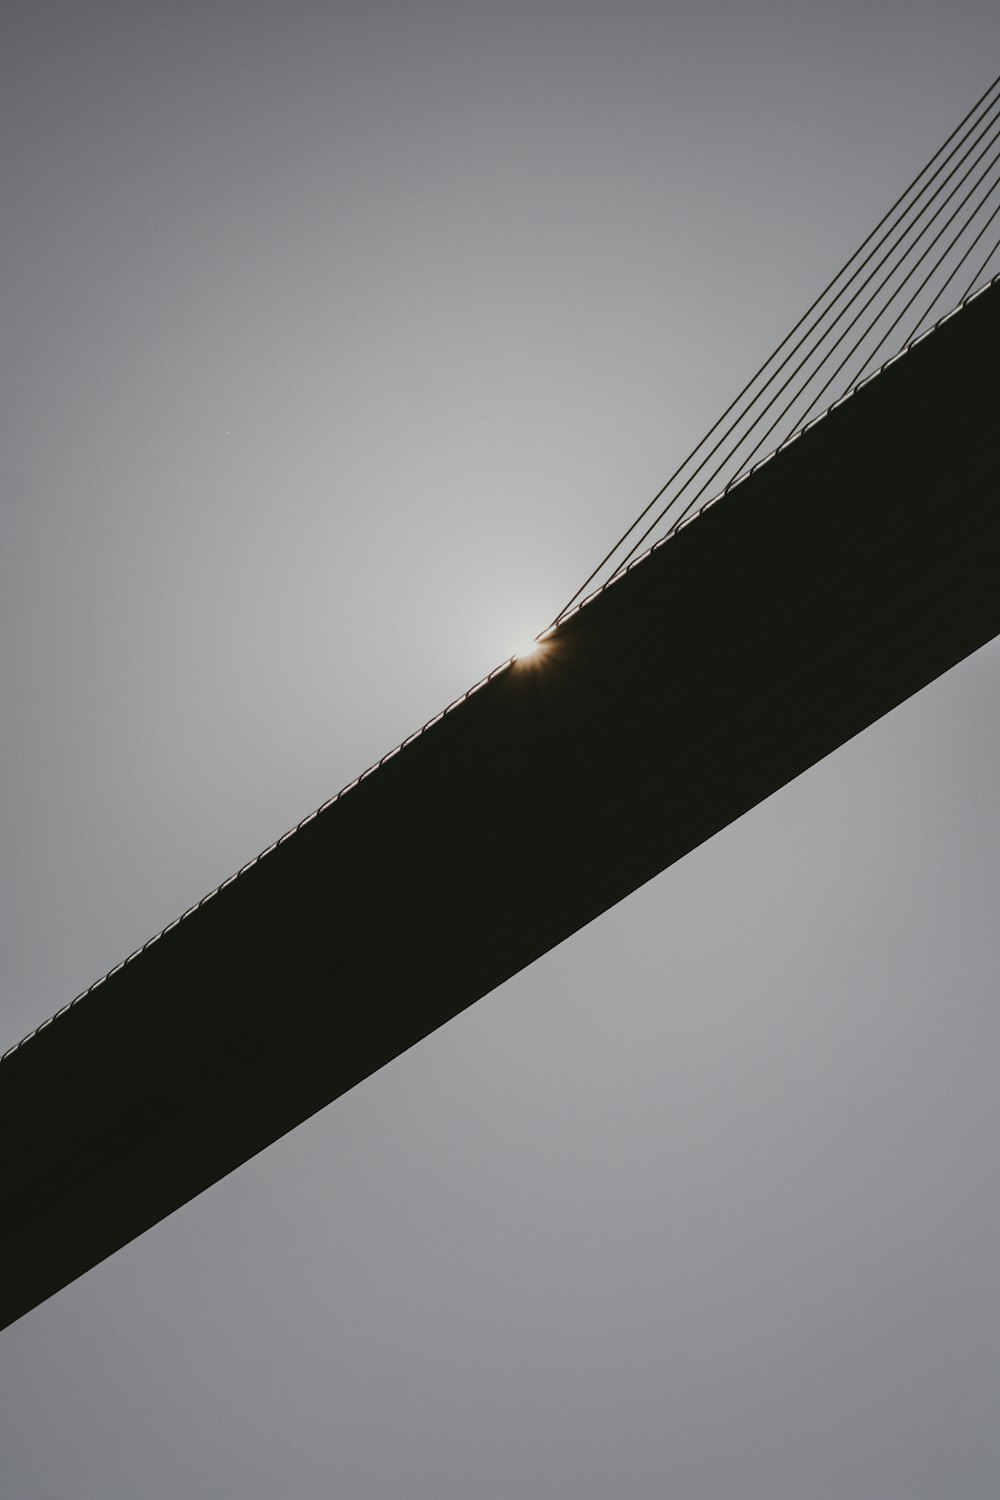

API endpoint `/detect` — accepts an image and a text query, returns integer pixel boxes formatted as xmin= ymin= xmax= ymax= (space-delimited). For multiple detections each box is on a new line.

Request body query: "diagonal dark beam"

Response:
xmin=2 ymin=279 xmax=998 ymax=1333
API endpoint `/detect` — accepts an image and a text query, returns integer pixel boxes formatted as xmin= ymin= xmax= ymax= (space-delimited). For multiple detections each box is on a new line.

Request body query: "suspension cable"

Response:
xmin=552 ymin=70 xmax=1000 ymax=625
xmin=599 ymin=131 xmax=1000 ymax=578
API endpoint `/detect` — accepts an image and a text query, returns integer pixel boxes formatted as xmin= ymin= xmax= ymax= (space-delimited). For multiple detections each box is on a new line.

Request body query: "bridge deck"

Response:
xmin=3 ymin=280 xmax=998 ymax=1332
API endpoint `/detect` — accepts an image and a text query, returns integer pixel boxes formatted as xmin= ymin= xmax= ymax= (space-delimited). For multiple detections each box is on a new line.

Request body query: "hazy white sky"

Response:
xmin=2 ymin=4 xmax=999 ymax=1497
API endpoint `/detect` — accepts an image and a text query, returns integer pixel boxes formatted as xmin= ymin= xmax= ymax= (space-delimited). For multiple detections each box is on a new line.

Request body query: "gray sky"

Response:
xmin=2 ymin=4 xmax=999 ymax=1497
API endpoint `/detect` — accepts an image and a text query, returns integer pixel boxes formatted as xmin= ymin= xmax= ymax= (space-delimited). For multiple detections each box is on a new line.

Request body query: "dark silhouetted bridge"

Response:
xmin=2 ymin=270 xmax=998 ymax=1333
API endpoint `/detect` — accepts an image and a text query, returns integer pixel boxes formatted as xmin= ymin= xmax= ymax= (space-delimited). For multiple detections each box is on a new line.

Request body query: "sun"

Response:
xmin=510 ymin=628 xmax=555 ymax=668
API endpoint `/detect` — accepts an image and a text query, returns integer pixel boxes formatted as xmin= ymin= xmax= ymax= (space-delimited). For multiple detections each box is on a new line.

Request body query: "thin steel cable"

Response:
xmin=884 ymin=190 xmax=1000 ymax=359
xmin=785 ymin=162 xmax=1000 ymax=438
xmin=891 ymin=194 xmax=1000 ymax=347
xmin=554 ymin=71 xmax=1000 ymax=622
xmin=956 ymin=225 xmax=1000 ymax=304
xmin=845 ymin=183 xmax=1000 ymax=377
xmin=723 ymin=156 xmax=1000 ymax=509
xmin=596 ymin=92 xmax=1000 ymax=591
xmin=584 ymin=268 xmax=1000 ymax=615
xmin=607 ymin=130 xmax=1000 ymax=574
xmin=734 ymin=149 xmax=1000 ymax=474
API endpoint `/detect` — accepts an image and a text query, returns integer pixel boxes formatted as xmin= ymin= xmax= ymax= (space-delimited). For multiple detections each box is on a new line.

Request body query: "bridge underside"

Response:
xmin=3 ymin=281 xmax=998 ymax=1332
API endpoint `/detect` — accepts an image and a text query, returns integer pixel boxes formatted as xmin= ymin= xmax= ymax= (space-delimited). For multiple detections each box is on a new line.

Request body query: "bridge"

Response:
xmin=5 ymin=62 xmax=1000 ymax=1330
xmin=2 ymin=264 xmax=998 ymax=1333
